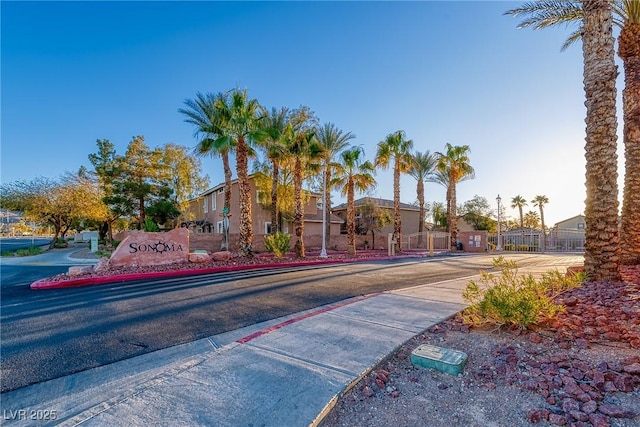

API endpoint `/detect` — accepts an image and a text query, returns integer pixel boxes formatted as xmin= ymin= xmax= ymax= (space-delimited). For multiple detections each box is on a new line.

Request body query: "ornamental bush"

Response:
xmin=264 ymin=232 xmax=290 ymax=258
xmin=460 ymin=256 xmax=583 ymax=329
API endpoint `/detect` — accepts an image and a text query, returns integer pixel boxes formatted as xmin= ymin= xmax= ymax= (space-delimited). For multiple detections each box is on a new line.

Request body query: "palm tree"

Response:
xmin=524 ymin=210 xmax=541 ymax=229
xmin=532 ymin=194 xmax=549 ymax=251
xmin=316 ymin=123 xmax=355 ymax=249
xmin=408 ymin=151 xmax=437 ymax=245
xmin=505 ymin=0 xmax=638 ymax=265
xmin=215 ymin=88 xmax=266 ymax=257
xmin=511 ymin=195 xmax=528 ymax=230
xmin=582 ymin=0 xmax=622 ymax=280
xmin=285 ymin=127 xmax=322 ymax=258
xmin=260 ymin=107 xmax=290 ymax=234
xmin=375 ymin=130 xmax=414 ymax=252
xmin=435 ymin=143 xmax=475 ymax=250
xmin=332 ymin=147 xmax=377 ymax=255
xmin=179 ymin=91 xmax=233 ymax=250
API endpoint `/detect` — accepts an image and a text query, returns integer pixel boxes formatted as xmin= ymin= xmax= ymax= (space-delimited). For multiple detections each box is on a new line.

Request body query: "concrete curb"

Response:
xmin=30 ymin=254 xmax=426 ymax=290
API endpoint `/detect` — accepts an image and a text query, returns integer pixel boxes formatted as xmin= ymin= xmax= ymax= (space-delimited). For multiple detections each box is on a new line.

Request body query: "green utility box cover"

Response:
xmin=410 ymin=344 xmax=468 ymax=376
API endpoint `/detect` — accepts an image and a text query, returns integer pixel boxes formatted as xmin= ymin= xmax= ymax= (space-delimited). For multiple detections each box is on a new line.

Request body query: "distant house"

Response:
xmin=548 ymin=214 xmax=586 ymax=251
xmin=553 ymin=214 xmax=586 ymax=231
xmin=183 ymin=175 xmax=344 ymax=250
xmin=331 ymin=197 xmax=422 ymax=236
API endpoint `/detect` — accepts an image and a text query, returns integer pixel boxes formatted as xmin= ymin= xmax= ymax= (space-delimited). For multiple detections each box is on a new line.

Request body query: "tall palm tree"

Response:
xmin=435 ymin=143 xmax=475 ymax=250
xmin=316 ymin=123 xmax=355 ymax=249
xmin=511 ymin=195 xmax=528 ymax=230
xmin=582 ymin=0 xmax=622 ymax=280
xmin=375 ymin=130 xmax=414 ymax=252
xmin=179 ymin=91 xmax=233 ymax=250
xmin=532 ymin=194 xmax=549 ymax=251
xmin=505 ymin=0 xmax=639 ymax=265
xmin=408 ymin=150 xmax=437 ymax=244
xmin=285 ymin=126 xmax=322 ymax=258
xmin=215 ymin=88 xmax=267 ymax=257
xmin=332 ymin=147 xmax=377 ymax=255
xmin=260 ymin=107 xmax=290 ymax=234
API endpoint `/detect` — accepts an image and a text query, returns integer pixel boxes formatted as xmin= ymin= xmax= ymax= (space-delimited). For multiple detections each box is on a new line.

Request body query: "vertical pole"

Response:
xmin=320 ymin=162 xmax=328 ymax=258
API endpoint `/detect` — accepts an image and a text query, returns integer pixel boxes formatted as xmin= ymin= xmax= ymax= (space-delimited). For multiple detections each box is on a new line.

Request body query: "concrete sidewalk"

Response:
xmin=1 ymin=261 xmax=578 ymax=427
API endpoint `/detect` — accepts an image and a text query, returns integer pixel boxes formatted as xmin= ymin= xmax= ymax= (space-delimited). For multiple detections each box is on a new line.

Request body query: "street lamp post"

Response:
xmin=320 ymin=163 xmax=328 ymax=258
xmin=496 ymin=194 xmax=502 ymax=251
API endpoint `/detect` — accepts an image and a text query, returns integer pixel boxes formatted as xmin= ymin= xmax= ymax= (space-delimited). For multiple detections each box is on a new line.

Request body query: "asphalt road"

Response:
xmin=0 ymin=253 xmax=578 ymax=393
xmin=0 ymin=237 xmax=52 ymax=253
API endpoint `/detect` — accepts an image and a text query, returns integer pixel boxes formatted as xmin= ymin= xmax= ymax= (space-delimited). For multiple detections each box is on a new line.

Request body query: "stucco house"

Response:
xmin=548 ymin=214 xmax=586 ymax=251
xmin=331 ymin=197 xmax=422 ymax=236
xmin=183 ymin=175 xmax=344 ymax=251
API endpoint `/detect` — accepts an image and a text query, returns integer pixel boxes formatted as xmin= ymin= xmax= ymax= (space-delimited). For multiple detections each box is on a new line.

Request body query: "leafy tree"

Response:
xmin=316 ymin=122 xmax=355 ymax=248
xmin=0 ymin=175 xmax=108 ymax=248
xmin=511 ymin=195 xmax=528 ymax=230
xmin=408 ymin=150 xmax=437 ymax=240
xmin=505 ymin=1 xmax=640 ymax=264
xmin=460 ymin=195 xmax=494 ymax=231
xmin=356 ymin=198 xmax=392 ymax=249
xmin=161 ymin=143 xmax=209 ymax=225
xmin=88 ymin=139 xmax=127 ymax=240
xmin=375 ymin=130 xmax=414 ymax=252
xmin=333 ymin=147 xmax=377 ymax=255
xmin=435 ymin=143 xmax=475 ymax=249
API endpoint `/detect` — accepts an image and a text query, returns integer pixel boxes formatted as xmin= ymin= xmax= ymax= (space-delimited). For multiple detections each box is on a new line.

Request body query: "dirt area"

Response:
xmin=321 ymin=266 xmax=640 ymax=427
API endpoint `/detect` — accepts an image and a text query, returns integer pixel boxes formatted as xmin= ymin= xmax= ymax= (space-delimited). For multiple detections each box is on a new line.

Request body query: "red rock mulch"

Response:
xmin=446 ymin=265 xmax=640 ymax=426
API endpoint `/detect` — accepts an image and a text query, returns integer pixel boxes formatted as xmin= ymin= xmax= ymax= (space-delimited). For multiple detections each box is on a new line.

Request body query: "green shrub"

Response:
xmin=264 ymin=232 xmax=290 ymax=258
xmin=144 ymin=218 xmax=160 ymax=232
xmin=517 ymin=244 xmax=530 ymax=251
xmin=460 ymin=256 xmax=583 ymax=329
xmin=504 ymin=243 xmax=515 ymax=251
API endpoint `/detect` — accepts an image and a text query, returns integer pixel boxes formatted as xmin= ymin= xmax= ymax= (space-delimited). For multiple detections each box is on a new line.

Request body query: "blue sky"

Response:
xmin=1 ymin=1 xmax=626 ymax=227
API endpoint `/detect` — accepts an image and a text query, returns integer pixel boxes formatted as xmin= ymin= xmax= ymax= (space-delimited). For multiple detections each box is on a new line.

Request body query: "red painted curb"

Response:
xmin=30 ymin=255 xmax=422 ymax=290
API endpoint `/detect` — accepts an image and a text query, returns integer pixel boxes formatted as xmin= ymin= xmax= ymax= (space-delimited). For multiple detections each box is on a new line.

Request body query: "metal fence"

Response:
xmin=487 ymin=229 xmax=585 ymax=253
xmin=404 ymin=231 xmax=451 ymax=251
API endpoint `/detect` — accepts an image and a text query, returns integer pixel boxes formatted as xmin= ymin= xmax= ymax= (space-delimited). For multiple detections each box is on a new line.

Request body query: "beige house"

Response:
xmin=183 ymin=176 xmax=344 ymax=251
xmin=331 ymin=197 xmax=422 ymax=236
xmin=553 ymin=214 xmax=586 ymax=231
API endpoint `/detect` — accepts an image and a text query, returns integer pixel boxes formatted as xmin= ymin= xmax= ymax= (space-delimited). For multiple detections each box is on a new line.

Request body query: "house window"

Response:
xmin=577 ymin=223 xmax=585 ymax=229
xmin=211 ymin=195 xmax=216 ymax=211
xmin=204 ymin=196 xmax=209 ymax=213
xmin=264 ymin=222 xmax=272 ymax=235
xmin=217 ymin=188 xmax=224 ymax=194
xmin=217 ymin=221 xmax=223 ymax=234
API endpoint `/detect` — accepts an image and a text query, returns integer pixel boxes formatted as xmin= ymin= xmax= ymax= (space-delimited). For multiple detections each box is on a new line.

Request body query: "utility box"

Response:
xmin=411 ymin=344 xmax=468 ymax=376
xmin=458 ymin=231 xmax=488 ymax=252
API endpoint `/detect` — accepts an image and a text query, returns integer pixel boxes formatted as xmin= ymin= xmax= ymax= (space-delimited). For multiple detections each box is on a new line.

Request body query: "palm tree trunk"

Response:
xmin=221 ymin=152 xmax=232 ymax=250
xmin=393 ymin=160 xmax=402 ymax=252
xmin=539 ymin=206 xmax=546 ymax=252
xmin=293 ymin=158 xmax=305 ymax=258
xmin=271 ymin=158 xmax=279 ymax=234
xmin=346 ymin=181 xmax=356 ymax=256
xmin=619 ymin=21 xmax=640 ymax=265
xmin=417 ymin=179 xmax=424 ymax=247
xmin=449 ymin=178 xmax=458 ymax=250
xmin=236 ymin=136 xmax=253 ymax=257
xmin=582 ymin=0 xmax=621 ymax=281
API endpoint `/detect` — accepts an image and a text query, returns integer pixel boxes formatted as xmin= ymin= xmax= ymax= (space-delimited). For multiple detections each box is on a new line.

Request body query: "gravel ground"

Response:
xmin=321 ymin=266 xmax=640 ymax=427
